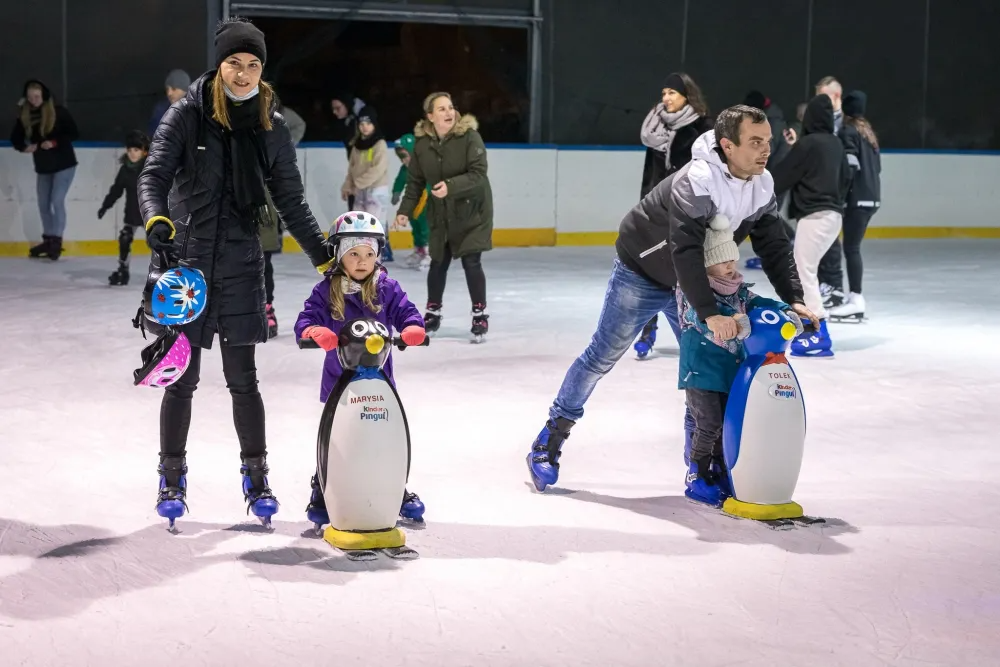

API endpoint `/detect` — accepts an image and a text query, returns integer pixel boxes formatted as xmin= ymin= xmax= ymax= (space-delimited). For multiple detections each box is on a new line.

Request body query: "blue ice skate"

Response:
xmin=156 ymin=457 xmax=188 ymax=530
xmin=634 ymin=327 xmax=656 ymax=359
xmin=685 ymin=424 xmax=733 ymax=499
xmin=684 ymin=459 xmax=724 ymax=508
xmin=744 ymin=256 xmax=762 ymax=270
xmin=527 ymin=417 xmax=575 ymax=492
xmin=634 ymin=317 xmax=658 ymax=359
xmin=241 ymin=456 xmax=279 ymax=527
xmin=790 ymin=319 xmax=834 ymax=358
xmin=306 ymin=474 xmax=328 ymax=531
xmin=400 ymin=489 xmax=425 ymax=523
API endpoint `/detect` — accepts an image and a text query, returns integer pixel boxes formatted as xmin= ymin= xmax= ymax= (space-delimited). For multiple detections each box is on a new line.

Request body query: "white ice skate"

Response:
xmin=829 ymin=293 xmax=865 ymax=323
xmin=404 ymin=249 xmax=430 ymax=271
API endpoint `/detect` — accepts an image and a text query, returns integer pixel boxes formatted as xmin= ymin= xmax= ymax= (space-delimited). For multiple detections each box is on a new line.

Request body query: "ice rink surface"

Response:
xmin=1 ymin=240 xmax=998 ymax=667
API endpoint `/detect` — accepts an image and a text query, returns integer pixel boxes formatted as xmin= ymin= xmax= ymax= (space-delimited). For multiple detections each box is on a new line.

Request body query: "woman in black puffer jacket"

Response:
xmin=138 ymin=17 xmax=332 ymax=523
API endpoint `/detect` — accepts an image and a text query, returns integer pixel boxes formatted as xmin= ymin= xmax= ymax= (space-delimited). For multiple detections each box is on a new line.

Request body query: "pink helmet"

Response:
xmin=133 ymin=328 xmax=192 ymax=388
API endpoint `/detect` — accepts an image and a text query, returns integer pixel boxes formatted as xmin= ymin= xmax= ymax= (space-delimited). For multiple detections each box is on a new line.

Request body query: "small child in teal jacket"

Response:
xmin=676 ymin=218 xmax=793 ymax=506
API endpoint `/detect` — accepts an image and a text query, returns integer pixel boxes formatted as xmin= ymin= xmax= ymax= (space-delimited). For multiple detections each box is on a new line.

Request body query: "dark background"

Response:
xmin=2 ymin=0 xmax=997 ymax=149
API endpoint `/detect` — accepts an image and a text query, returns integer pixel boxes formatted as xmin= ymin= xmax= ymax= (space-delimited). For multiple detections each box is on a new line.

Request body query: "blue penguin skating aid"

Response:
xmin=721 ymin=307 xmax=825 ymax=528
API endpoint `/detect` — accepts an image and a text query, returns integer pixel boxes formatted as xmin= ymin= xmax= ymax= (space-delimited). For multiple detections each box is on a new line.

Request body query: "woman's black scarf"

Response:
xmin=227 ymin=95 xmax=271 ymax=231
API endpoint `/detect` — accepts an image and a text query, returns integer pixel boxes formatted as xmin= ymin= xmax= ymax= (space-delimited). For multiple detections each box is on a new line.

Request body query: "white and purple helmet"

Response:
xmin=328 ymin=211 xmax=386 ymax=264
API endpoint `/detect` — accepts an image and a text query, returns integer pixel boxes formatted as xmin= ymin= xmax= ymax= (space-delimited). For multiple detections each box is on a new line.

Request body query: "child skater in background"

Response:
xmin=99 ymin=130 xmax=149 ymax=286
xmin=342 ymin=108 xmax=393 ymax=262
xmin=294 ymin=211 xmax=426 ymax=524
xmin=391 ymin=133 xmax=431 ymax=270
xmin=677 ymin=216 xmax=801 ymax=507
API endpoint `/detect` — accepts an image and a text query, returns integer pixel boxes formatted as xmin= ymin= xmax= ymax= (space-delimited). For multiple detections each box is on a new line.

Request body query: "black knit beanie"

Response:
xmin=843 ymin=90 xmax=867 ymax=117
xmin=743 ymin=90 xmax=767 ymax=111
xmin=357 ymin=106 xmax=378 ymax=127
xmin=662 ymin=73 xmax=687 ymax=97
xmin=215 ymin=18 xmax=267 ymax=66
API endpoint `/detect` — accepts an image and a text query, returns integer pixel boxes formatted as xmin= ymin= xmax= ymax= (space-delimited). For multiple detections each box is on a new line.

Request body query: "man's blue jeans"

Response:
xmin=548 ymin=259 xmax=695 ymax=443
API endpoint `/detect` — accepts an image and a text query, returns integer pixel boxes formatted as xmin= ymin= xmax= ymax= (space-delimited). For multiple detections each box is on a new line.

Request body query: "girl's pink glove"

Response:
xmin=303 ymin=326 xmax=339 ymax=351
xmin=400 ymin=326 xmax=426 ymax=346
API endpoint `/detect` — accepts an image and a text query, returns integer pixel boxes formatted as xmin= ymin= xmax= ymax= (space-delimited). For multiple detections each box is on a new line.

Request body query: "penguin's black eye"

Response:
xmin=373 ymin=322 xmax=389 ymax=337
xmin=350 ymin=321 xmax=370 ymax=337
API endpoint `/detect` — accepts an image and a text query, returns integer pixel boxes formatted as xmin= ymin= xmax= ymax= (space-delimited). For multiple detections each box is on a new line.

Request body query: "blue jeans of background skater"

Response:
xmin=548 ymin=259 xmax=696 ymax=451
xmin=36 ymin=166 xmax=76 ymax=236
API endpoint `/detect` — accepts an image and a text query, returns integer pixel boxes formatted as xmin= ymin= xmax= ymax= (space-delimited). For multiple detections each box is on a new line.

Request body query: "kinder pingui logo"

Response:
xmin=360 ymin=405 xmax=389 ymax=422
xmin=768 ymin=383 xmax=797 ymax=400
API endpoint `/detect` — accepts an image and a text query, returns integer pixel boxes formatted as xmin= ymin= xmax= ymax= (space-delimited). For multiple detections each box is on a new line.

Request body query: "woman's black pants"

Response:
xmin=159 ymin=345 xmax=265 ymax=459
xmin=427 ymin=244 xmax=487 ymax=306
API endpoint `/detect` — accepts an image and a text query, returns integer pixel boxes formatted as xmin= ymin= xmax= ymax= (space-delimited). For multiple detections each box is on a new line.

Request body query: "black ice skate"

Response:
xmin=821 ymin=283 xmax=846 ymax=310
xmin=108 ymin=263 xmax=130 ymax=286
xmin=471 ymin=303 xmax=489 ymax=344
xmin=424 ymin=303 xmax=442 ymax=335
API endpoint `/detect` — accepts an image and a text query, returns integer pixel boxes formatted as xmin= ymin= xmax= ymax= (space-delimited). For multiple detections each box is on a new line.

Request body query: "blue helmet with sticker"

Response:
xmin=149 ymin=264 xmax=208 ymax=326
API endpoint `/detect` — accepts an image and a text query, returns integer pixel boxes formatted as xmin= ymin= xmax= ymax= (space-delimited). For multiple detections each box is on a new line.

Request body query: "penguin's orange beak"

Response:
xmin=365 ymin=334 xmax=385 ymax=354
xmin=780 ymin=322 xmax=796 ymax=340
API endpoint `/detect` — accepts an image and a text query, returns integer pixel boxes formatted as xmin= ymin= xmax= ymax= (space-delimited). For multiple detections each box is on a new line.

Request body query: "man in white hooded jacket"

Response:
xmin=526 ymin=105 xmax=819 ymax=493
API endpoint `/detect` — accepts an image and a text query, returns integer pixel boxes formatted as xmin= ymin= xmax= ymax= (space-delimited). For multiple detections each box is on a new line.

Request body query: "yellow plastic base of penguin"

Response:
xmin=722 ymin=498 xmax=804 ymax=521
xmin=323 ymin=526 xmax=405 ymax=550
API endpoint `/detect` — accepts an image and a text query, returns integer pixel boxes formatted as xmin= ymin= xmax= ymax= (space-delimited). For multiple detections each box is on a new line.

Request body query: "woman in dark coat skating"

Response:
xmin=139 ymin=17 xmax=333 ymax=525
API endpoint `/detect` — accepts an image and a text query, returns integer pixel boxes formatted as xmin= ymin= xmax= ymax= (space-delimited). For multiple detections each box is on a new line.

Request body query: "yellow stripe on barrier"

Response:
xmin=1 ymin=226 xmax=997 ymax=258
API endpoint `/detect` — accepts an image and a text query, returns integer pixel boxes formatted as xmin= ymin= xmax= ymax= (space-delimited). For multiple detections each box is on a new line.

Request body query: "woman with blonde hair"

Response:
xmin=10 ymin=79 xmax=79 ymax=260
xmin=395 ymin=92 xmax=494 ymax=343
xmin=138 ymin=17 xmax=333 ymax=526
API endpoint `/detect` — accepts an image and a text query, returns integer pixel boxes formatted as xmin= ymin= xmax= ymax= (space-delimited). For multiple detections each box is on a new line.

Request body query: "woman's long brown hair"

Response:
xmin=20 ymin=84 xmax=56 ymax=140
xmin=677 ymin=73 xmax=710 ymax=118
xmin=211 ymin=71 xmax=274 ymax=131
xmin=846 ymin=115 xmax=879 ymax=151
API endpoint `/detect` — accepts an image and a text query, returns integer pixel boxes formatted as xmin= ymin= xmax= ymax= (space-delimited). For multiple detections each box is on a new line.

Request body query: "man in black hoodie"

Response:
xmin=770 ymin=94 xmax=851 ymax=358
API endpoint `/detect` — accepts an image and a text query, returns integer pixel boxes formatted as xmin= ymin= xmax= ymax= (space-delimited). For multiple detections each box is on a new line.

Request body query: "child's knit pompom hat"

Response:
xmin=703 ymin=215 xmax=740 ymax=267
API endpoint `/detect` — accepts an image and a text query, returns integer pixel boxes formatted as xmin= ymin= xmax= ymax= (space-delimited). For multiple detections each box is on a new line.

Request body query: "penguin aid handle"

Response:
xmin=731 ymin=310 xmax=816 ymax=339
xmin=296 ymin=336 xmax=430 ymax=350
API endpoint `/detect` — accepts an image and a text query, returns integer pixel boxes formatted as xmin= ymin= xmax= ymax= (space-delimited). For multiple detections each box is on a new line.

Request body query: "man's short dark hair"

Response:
xmin=714 ymin=105 xmax=767 ymax=146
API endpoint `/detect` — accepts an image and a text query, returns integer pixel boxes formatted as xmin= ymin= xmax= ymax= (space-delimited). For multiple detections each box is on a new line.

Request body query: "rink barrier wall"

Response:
xmin=2 ymin=142 xmax=999 ymax=257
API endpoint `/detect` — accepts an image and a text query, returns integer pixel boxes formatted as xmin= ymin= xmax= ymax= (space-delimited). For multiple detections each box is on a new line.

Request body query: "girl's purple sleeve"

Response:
xmin=295 ymin=279 xmax=333 ymax=339
xmin=386 ymin=281 xmax=424 ymax=333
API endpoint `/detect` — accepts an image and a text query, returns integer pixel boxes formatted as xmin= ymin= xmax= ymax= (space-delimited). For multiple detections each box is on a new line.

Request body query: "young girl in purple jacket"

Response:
xmin=294 ymin=211 xmax=427 ymax=523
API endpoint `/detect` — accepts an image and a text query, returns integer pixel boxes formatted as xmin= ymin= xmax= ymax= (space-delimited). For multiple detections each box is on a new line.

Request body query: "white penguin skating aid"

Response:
xmin=299 ymin=318 xmax=428 ymax=560
xmin=721 ymin=307 xmax=826 ymax=529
